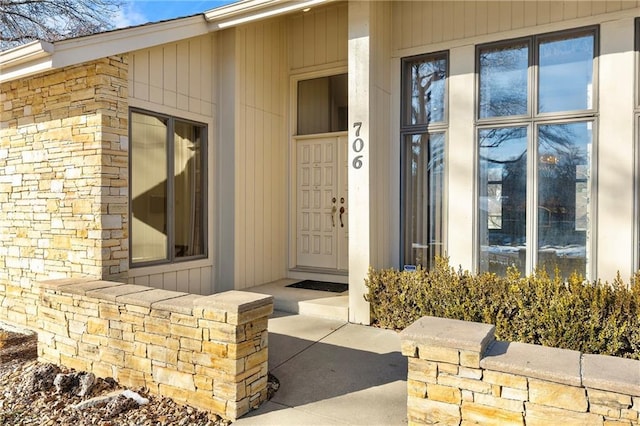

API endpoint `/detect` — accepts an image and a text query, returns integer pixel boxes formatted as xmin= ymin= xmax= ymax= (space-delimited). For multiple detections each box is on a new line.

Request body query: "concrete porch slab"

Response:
xmin=249 ymin=279 xmax=349 ymax=322
xmin=235 ymin=311 xmax=407 ymax=425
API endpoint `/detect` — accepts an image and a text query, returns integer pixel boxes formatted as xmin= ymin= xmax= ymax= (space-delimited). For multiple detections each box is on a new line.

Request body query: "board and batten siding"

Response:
xmin=392 ymin=0 xmax=640 ymax=52
xmin=126 ymin=34 xmax=216 ymax=295
xmin=288 ymin=2 xmax=348 ymax=72
xmin=369 ymin=1 xmax=394 ymax=270
xmin=129 ymin=34 xmax=216 ymax=116
xmin=234 ymin=18 xmax=288 ymax=289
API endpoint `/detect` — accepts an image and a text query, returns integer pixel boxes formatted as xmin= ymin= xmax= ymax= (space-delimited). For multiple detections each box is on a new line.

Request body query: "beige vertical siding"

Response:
xmin=234 ymin=18 xmax=288 ymax=289
xmin=129 ymin=34 xmax=215 ymax=116
xmin=392 ymin=1 xmax=640 ymax=51
xmin=288 ymin=2 xmax=348 ymax=72
xmin=127 ymin=34 xmax=216 ymax=294
xmin=128 ymin=264 xmax=213 ymax=294
xmin=369 ymin=1 xmax=394 ymax=269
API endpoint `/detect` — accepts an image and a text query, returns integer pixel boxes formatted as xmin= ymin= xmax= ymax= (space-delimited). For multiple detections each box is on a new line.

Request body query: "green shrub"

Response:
xmin=365 ymin=258 xmax=640 ymax=359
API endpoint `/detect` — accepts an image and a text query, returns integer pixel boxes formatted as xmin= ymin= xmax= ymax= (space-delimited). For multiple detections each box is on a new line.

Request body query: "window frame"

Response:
xmin=635 ymin=18 xmax=640 ymax=271
xmin=475 ymin=26 xmax=599 ymax=278
xmin=128 ymin=108 xmax=208 ymax=268
xmin=400 ymin=51 xmax=449 ymax=268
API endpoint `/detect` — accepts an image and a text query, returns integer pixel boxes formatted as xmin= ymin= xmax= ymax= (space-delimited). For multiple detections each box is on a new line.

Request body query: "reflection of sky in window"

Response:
xmin=539 ymin=35 xmax=593 ymax=113
xmin=479 ymin=44 xmax=528 ymax=118
xmin=538 ymin=122 xmax=591 ymax=161
xmin=479 ymin=127 xmax=527 ymax=169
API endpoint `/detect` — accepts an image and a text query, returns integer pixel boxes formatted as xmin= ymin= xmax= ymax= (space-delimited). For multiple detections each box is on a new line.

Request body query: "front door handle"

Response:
xmin=331 ymin=205 xmax=337 ymax=227
xmin=339 ymin=206 xmax=345 ymax=228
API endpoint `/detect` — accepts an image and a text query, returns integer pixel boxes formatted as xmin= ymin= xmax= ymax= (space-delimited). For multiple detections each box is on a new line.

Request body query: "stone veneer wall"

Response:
xmin=400 ymin=316 xmax=640 ymax=426
xmin=37 ymin=278 xmax=272 ymax=420
xmin=0 ymin=56 xmax=129 ymax=328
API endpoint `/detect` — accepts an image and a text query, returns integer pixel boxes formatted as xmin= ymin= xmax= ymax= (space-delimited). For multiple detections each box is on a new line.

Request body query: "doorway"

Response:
xmin=295 ymin=135 xmax=348 ymax=271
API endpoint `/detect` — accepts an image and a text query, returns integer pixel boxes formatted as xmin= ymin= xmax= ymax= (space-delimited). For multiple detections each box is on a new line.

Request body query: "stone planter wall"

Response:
xmin=37 ymin=278 xmax=273 ymax=420
xmin=400 ymin=316 xmax=640 ymax=425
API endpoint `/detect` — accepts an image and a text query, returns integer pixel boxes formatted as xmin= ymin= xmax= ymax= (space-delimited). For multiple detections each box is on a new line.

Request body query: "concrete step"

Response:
xmin=250 ymin=279 xmax=349 ymax=322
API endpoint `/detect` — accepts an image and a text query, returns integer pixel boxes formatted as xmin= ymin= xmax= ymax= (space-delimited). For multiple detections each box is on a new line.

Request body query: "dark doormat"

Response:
xmin=286 ymin=280 xmax=348 ymax=293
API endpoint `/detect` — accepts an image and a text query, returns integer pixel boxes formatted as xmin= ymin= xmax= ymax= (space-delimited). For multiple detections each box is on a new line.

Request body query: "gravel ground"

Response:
xmin=0 ymin=358 xmax=231 ymax=426
xmin=0 ymin=327 xmax=280 ymax=426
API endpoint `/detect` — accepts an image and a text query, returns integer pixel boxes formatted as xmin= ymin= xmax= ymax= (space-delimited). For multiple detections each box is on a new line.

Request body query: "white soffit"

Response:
xmin=205 ymin=0 xmax=330 ymax=29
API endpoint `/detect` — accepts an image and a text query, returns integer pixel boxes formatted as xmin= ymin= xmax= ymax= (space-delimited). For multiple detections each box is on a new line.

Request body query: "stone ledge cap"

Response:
xmin=86 ymin=284 xmax=154 ymax=302
xmin=481 ymin=341 xmax=582 ymax=387
xmin=152 ymin=294 xmax=203 ymax=315
xmin=400 ymin=316 xmax=495 ymax=352
xmin=38 ymin=277 xmax=97 ymax=290
xmin=57 ymin=280 xmax=122 ymax=296
xmin=194 ymin=291 xmax=274 ymax=314
xmin=582 ymin=354 xmax=640 ymax=396
xmin=116 ymin=289 xmax=188 ymax=308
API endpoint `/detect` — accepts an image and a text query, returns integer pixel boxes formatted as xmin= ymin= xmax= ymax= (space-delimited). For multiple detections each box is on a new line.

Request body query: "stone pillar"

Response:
xmin=0 ymin=56 xmax=129 ymax=328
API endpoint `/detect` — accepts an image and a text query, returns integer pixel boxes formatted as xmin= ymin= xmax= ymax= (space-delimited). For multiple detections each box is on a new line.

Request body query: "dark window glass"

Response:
xmin=537 ymin=122 xmax=592 ymax=278
xmin=298 ymin=74 xmax=348 ymax=135
xmin=478 ymin=126 xmax=528 ymax=275
xmin=402 ymin=133 xmax=445 ymax=268
xmin=131 ymin=111 xmax=207 ymax=266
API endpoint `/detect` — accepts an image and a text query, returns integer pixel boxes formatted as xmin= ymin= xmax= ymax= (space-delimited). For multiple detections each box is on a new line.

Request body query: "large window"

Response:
xmin=401 ymin=53 xmax=448 ymax=268
xmin=130 ymin=110 xmax=207 ymax=266
xmin=477 ymin=28 xmax=597 ymax=279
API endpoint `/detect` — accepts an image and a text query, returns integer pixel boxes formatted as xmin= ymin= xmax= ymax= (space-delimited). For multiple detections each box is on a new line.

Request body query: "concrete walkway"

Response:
xmin=235 ymin=312 xmax=408 ymax=425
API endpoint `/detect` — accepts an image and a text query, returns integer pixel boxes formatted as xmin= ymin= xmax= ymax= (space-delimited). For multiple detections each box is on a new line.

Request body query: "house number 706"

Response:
xmin=352 ymin=122 xmax=364 ymax=170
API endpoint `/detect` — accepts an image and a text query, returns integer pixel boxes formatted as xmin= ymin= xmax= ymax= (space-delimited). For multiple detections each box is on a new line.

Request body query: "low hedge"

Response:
xmin=365 ymin=258 xmax=640 ymax=359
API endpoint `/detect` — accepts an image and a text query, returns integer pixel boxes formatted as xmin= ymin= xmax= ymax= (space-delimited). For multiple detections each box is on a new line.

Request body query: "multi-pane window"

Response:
xmin=401 ymin=53 xmax=448 ymax=268
xmin=130 ymin=110 xmax=207 ymax=266
xmin=477 ymin=28 xmax=597 ymax=279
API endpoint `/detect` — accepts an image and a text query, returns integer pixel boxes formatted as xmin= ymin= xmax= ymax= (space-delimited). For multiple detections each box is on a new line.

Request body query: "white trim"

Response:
xmin=0 ymin=57 xmax=53 ymax=83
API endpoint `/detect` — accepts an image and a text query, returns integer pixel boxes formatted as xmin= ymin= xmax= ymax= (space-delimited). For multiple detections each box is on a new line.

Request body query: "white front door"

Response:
xmin=296 ymin=135 xmax=348 ymax=271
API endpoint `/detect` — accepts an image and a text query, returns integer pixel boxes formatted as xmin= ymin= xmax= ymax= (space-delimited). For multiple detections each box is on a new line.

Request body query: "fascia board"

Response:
xmin=0 ymin=56 xmax=53 ymax=83
xmin=0 ymin=40 xmax=54 ymax=67
xmin=204 ymin=0 xmax=281 ymax=20
xmin=51 ymin=16 xmax=209 ymax=68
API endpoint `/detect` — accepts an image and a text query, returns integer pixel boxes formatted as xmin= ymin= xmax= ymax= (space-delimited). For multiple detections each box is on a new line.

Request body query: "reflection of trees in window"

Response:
xmin=409 ymin=58 xmax=446 ymax=125
xmin=401 ymin=53 xmax=448 ymax=268
xmin=477 ymin=28 xmax=596 ymax=279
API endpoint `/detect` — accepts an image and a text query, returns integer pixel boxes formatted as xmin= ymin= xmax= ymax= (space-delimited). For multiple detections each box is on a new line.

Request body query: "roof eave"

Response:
xmin=0 ymin=40 xmax=54 ymax=68
xmin=0 ymin=15 xmax=208 ymax=84
xmin=205 ymin=0 xmax=331 ymax=29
